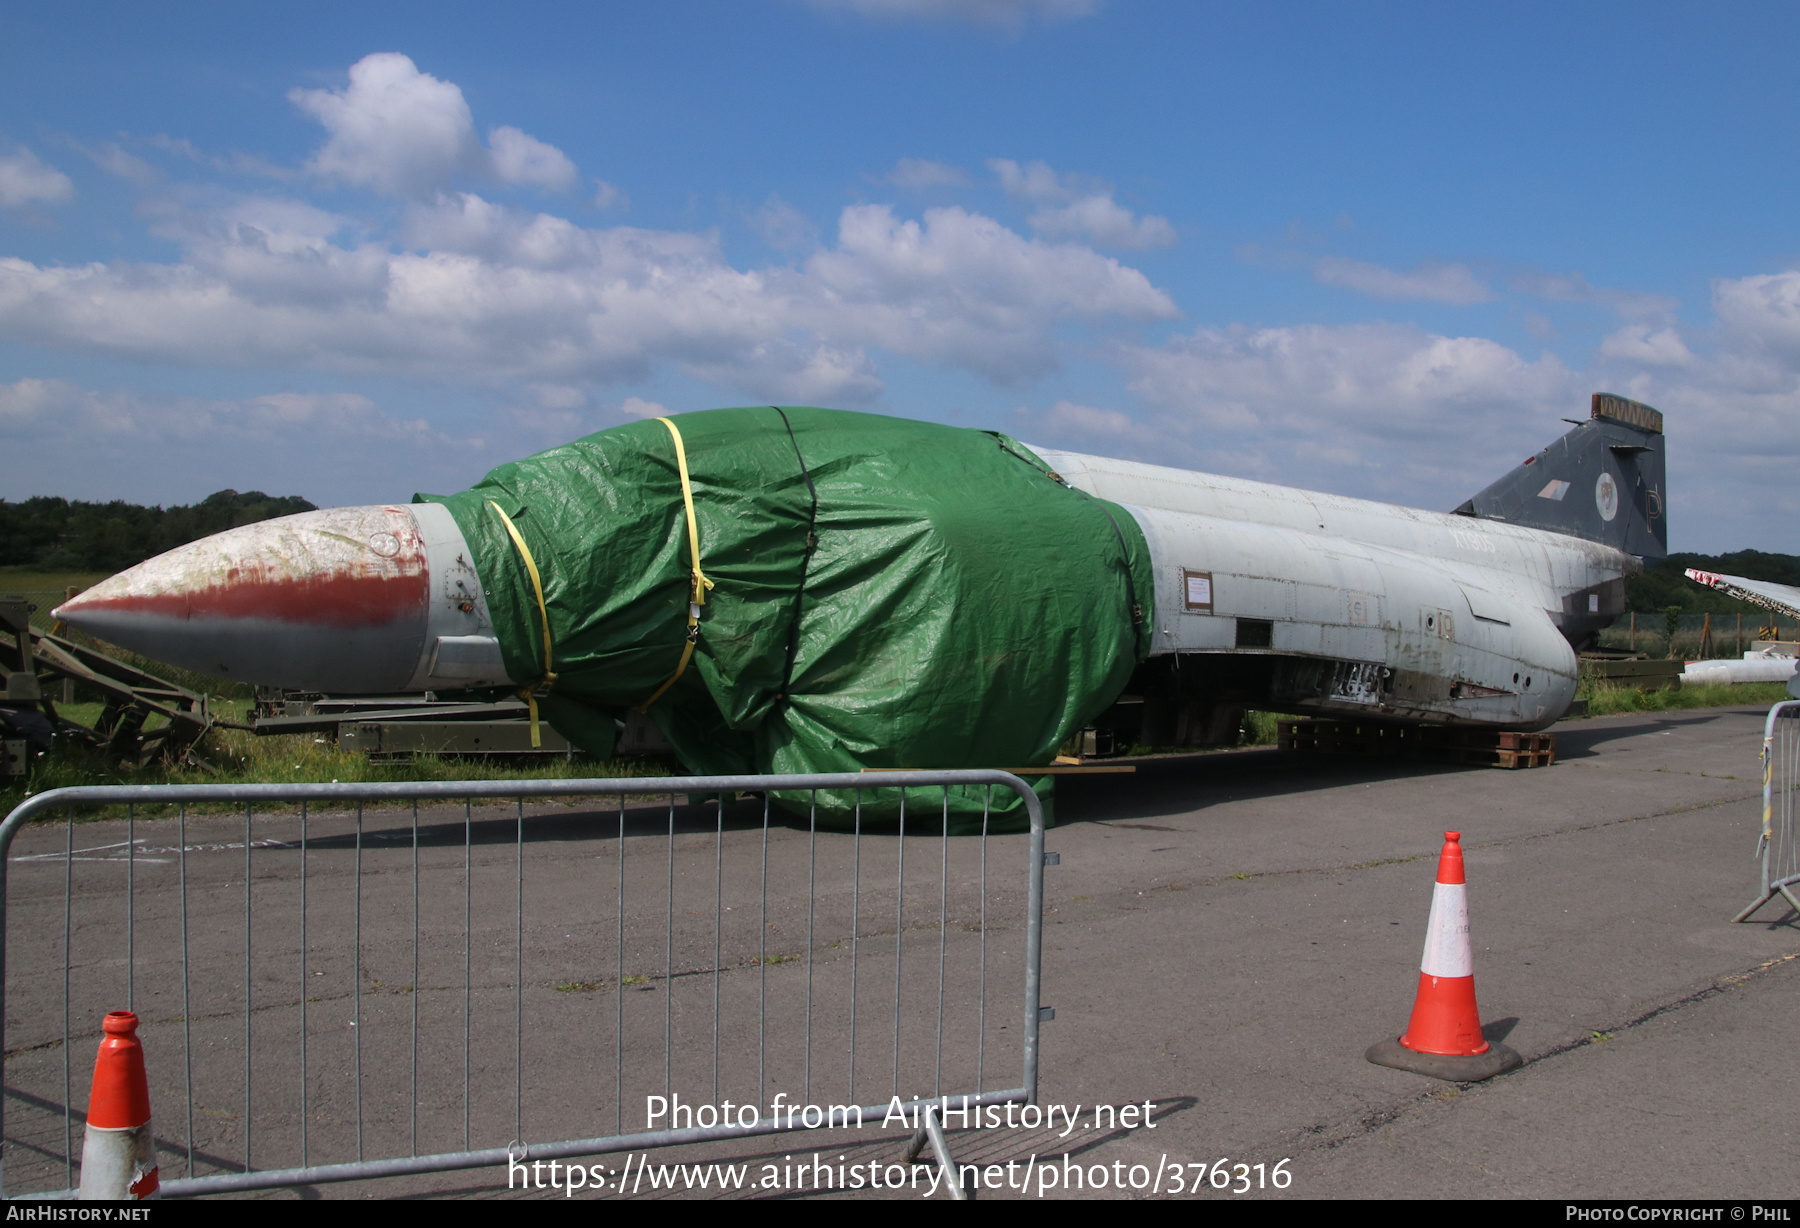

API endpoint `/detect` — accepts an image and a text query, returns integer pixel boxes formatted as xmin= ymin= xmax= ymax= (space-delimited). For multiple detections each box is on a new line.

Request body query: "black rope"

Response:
xmin=773 ymin=407 xmax=819 ymax=703
xmin=991 ymin=435 xmax=1147 ymax=657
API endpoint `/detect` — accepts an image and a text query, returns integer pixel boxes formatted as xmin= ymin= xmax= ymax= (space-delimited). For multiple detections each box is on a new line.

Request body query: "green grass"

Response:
xmin=1244 ymin=710 xmax=1287 ymax=745
xmin=0 ymin=568 xmax=113 ymax=636
xmin=0 ymin=567 xmax=113 ymax=595
xmin=8 ymin=679 xmax=1784 ymax=820
xmin=1571 ymin=680 xmax=1790 ymax=718
xmin=1235 ymin=679 xmax=1788 ymax=741
xmin=3 ymin=708 xmax=679 ymax=819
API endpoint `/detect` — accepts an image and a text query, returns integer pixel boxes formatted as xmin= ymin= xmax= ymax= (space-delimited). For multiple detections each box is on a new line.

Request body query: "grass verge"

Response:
xmin=2 ymin=708 xmax=678 ymax=820
xmin=1237 ymin=681 xmax=1789 ymax=743
xmin=1572 ymin=680 xmax=1790 ymax=718
xmin=6 ymin=681 xmax=1789 ymax=819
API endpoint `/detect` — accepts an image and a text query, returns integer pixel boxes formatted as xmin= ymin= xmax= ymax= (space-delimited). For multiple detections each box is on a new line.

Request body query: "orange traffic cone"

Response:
xmin=1366 ymin=832 xmax=1521 ymax=1081
xmin=78 ymin=1011 xmax=159 ymax=1200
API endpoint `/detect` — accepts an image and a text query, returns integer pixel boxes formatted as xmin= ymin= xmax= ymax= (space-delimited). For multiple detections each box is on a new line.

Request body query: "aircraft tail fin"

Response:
xmin=1452 ymin=392 xmax=1667 ymax=560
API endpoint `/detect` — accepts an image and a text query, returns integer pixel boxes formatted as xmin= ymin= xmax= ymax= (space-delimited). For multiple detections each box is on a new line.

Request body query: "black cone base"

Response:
xmin=1365 ymin=1037 xmax=1523 ymax=1082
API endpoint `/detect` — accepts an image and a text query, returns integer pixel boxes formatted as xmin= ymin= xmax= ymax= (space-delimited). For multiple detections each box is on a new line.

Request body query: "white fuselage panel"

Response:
xmin=1030 ymin=447 xmax=1635 ymax=728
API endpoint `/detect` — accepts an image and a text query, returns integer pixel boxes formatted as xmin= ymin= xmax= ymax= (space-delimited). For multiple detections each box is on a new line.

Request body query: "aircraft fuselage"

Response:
xmin=1036 ymin=447 xmax=1633 ymax=731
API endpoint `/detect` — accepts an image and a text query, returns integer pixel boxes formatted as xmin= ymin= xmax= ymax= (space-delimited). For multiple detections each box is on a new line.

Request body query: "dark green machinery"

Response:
xmin=1 ymin=595 xmax=215 ymax=774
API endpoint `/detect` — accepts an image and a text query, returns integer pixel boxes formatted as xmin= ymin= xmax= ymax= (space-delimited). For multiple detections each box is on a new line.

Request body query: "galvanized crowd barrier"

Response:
xmin=1735 ymin=704 xmax=1800 ymax=922
xmin=0 ymin=771 xmax=1047 ymax=1198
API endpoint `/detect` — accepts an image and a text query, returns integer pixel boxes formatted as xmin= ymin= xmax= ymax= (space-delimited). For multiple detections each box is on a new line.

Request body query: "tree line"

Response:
xmin=0 ymin=491 xmax=317 ymax=573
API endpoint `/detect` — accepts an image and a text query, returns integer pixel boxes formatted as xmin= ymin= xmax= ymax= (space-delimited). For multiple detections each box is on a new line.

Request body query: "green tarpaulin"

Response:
xmin=418 ymin=406 xmax=1151 ymax=829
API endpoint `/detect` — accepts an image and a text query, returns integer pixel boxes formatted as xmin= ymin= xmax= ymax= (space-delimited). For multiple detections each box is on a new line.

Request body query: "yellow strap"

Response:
xmin=639 ymin=639 xmax=698 ymax=713
xmin=657 ymin=417 xmax=715 ymax=609
xmin=638 ymin=417 xmax=715 ymax=712
xmin=488 ymin=501 xmax=557 ymax=748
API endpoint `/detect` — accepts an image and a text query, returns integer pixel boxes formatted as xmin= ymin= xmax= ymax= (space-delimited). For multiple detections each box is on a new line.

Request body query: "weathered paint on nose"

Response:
xmin=54 ymin=505 xmax=454 ymax=693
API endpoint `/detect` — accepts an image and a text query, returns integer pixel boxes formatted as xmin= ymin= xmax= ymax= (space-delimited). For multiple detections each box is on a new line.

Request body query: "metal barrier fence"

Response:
xmin=1736 ymin=705 xmax=1800 ymax=923
xmin=0 ymin=771 xmax=1047 ymax=1198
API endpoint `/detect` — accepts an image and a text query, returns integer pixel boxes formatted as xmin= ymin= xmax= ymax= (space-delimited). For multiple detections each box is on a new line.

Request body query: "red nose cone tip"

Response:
xmin=54 ymin=503 xmax=515 ymax=694
xmin=102 ymin=1011 xmax=140 ymax=1036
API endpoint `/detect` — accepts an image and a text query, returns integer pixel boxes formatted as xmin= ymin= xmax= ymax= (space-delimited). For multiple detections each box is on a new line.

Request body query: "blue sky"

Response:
xmin=3 ymin=0 xmax=1797 ymax=550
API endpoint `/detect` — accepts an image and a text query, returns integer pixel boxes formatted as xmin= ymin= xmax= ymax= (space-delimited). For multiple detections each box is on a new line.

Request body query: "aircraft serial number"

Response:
xmin=1448 ymin=530 xmax=1500 ymax=555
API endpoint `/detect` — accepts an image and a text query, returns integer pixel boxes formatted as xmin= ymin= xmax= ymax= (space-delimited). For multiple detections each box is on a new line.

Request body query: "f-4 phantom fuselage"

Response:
xmin=55 ymin=394 xmax=1665 ymax=768
xmin=1038 ymin=444 xmax=1633 ymax=736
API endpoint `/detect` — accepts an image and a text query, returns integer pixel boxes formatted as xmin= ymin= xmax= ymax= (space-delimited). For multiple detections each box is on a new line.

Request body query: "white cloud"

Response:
xmin=1125 ymin=321 xmax=1571 ymax=427
xmin=1048 ymin=271 xmax=1800 ymax=542
xmin=148 ymin=133 xmax=299 ymax=182
xmin=1566 ymin=278 xmax=1800 ymax=471
xmin=290 ymin=53 xmax=578 ymax=198
xmin=0 ymin=56 xmax=1178 ymax=412
xmin=990 ymin=157 xmax=1068 ymax=204
xmin=988 ymin=158 xmax=1174 ymax=249
xmin=1031 ymin=195 xmax=1175 ymax=250
xmin=751 ymin=195 xmax=817 ymax=250
xmin=1095 ymin=321 xmax=1579 ymax=502
xmin=208 ymin=196 xmax=351 ymax=249
xmin=0 ymin=377 xmax=465 ymax=446
xmin=1598 ymin=325 xmax=1694 ymax=367
xmin=0 ymin=146 xmax=75 ymax=208
xmin=0 ymin=377 xmax=485 ymax=505
xmin=496 ymin=384 xmax=594 ymax=446
xmin=486 ymin=125 xmax=579 ymax=193
xmin=1711 ymin=269 xmax=1800 ymax=361
xmin=801 ymin=203 xmax=1177 ymax=381
xmin=884 ymin=158 xmax=969 ymax=190
xmin=804 ymin=0 xmax=1098 ymax=29
xmin=528 ymin=383 xmax=587 ymax=411
xmin=1583 ymin=272 xmax=1800 ymax=462
xmin=1510 ymin=269 xmax=1677 ymax=323
xmin=619 ymin=396 xmax=666 ymax=419
xmin=0 ymin=377 xmax=87 ymax=429
xmin=692 ymin=341 xmax=885 ymax=406
xmin=1014 ymin=398 xmax=1161 ymax=449
xmin=1575 ymin=313 xmax=1800 ymax=531
xmin=73 ymin=141 xmax=159 ymax=187
xmin=0 ymin=189 xmax=1175 ymax=403
xmin=291 ymin=53 xmax=478 ymax=197
xmin=1313 ymin=256 xmax=1490 ymax=305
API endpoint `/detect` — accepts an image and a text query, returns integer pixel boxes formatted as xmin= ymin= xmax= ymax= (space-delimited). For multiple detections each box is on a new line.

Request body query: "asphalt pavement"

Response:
xmin=3 ymin=703 xmax=1792 ymax=1200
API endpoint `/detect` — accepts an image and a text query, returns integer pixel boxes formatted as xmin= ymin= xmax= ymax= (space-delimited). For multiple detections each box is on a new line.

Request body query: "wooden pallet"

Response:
xmin=1278 ymin=720 xmax=1555 ymax=769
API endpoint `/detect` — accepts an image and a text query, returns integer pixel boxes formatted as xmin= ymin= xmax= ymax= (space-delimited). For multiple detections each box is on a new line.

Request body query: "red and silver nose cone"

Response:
xmin=53 ymin=503 xmax=514 ymax=694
